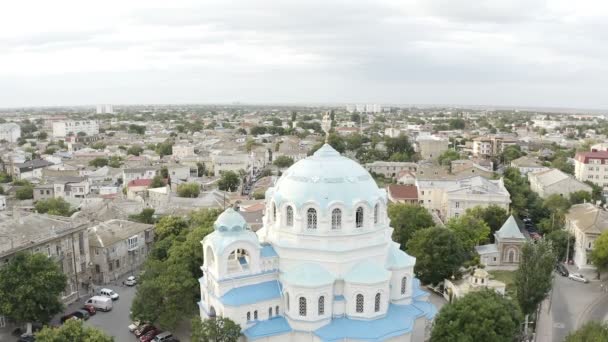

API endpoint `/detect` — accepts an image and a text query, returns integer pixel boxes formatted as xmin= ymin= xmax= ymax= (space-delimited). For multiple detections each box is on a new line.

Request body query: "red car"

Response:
xmin=139 ymin=328 xmax=161 ymax=342
xmin=135 ymin=324 xmax=155 ymax=338
xmin=82 ymin=304 xmax=96 ymax=315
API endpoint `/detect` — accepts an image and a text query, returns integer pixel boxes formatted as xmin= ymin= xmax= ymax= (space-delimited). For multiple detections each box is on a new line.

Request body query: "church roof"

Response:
xmin=385 ymin=246 xmax=416 ymax=269
xmin=220 ymin=280 xmax=282 ymax=306
xmin=496 ymin=215 xmax=525 ymax=240
xmin=214 ymin=207 xmax=248 ymax=232
xmin=243 ymin=316 xmax=292 ymax=340
xmin=344 ymin=260 xmax=391 ymax=284
xmin=270 ymin=144 xmax=383 ymax=212
xmin=281 ymin=263 xmax=335 ymax=288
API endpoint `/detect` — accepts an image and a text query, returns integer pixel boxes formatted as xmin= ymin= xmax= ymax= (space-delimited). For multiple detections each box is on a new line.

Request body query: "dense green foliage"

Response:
xmin=218 ymin=171 xmax=240 ymax=192
xmin=191 ymin=317 xmax=241 ymax=342
xmin=149 ymin=175 xmax=165 ymax=188
xmin=406 ymin=227 xmax=466 ymax=285
xmin=127 ymin=145 xmax=143 ymax=156
xmin=89 ymin=157 xmax=108 ymax=168
xmin=0 ymin=253 xmax=67 ymax=326
xmin=15 ymin=185 xmax=34 ymax=200
xmin=388 ymin=203 xmax=435 ymax=249
xmin=565 ymin=321 xmax=608 ymax=342
xmin=546 ymin=229 xmax=574 ymax=262
xmin=177 ymin=182 xmax=201 ymax=198
xmin=591 ymin=230 xmax=608 ymax=273
xmin=438 ymin=150 xmax=460 ymax=166
xmin=36 ymin=319 xmax=113 ymax=342
xmin=431 ymin=289 xmax=522 ymax=342
xmin=464 ymin=205 xmax=508 ymax=240
xmin=129 ymin=208 xmax=156 ymax=224
xmin=35 ymin=198 xmax=73 ymax=216
xmin=515 ymin=240 xmax=556 ymax=316
xmin=445 ymin=214 xmax=490 ymax=254
xmin=273 ymin=155 xmax=294 ymax=168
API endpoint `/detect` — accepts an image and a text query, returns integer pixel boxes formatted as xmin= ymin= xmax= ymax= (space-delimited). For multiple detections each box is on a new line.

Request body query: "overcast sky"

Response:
xmin=1 ymin=0 xmax=608 ymax=109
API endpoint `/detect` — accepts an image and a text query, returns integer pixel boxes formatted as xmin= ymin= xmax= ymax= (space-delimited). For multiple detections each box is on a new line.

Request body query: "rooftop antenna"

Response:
xmin=321 ymin=111 xmax=332 ymax=143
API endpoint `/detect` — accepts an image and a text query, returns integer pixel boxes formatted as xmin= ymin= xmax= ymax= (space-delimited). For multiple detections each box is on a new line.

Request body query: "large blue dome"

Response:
xmin=269 ymin=144 xmax=383 ymax=213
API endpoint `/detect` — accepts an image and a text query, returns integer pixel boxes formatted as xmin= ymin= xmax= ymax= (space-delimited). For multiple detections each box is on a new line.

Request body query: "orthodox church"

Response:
xmin=198 ymin=143 xmax=437 ymax=341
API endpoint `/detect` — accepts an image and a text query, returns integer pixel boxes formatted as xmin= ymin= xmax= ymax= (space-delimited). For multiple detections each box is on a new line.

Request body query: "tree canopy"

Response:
xmin=36 ymin=319 xmax=113 ymax=342
xmin=464 ymin=205 xmax=508 ymax=240
xmin=591 ymin=230 xmax=608 ymax=273
xmin=191 ymin=317 xmax=241 ymax=342
xmin=431 ymin=289 xmax=522 ymax=342
xmin=218 ymin=171 xmax=240 ymax=192
xmin=127 ymin=145 xmax=143 ymax=156
xmin=177 ymin=182 xmax=201 ymax=198
xmin=35 ymin=198 xmax=73 ymax=217
xmin=438 ymin=150 xmax=460 ymax=167
xmin=149 ymin=175 xmax=165 ymax=188
xmin=0 ymin=253 xmax=67 ymax=330
xmin=89 ymin=157 xmax=108 ymax=168
xmin=406 ymin=227 xmax=466 ymax=285
xmin=273 ymin=155 xmax=294 ymax=168
xmin=565 ymin=321 xmax=608 ymax=342
xmin=388 ymin=204 xmax=435 ymax=249
xmin=445 ymin=214 xmax=491 ymax=254
xmin=515 ymin=240 xmax=556 ymax=316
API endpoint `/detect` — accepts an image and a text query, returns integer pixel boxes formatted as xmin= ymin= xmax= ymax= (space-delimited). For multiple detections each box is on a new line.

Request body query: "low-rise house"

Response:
xmin=511 ymin=156 xmax=550 ymax=175
xmin=387 ymin=184 xmax=419 ymax=204
xmin=34 ymin=177 xmax=91 ymax=201
xmin=416 ymin=135 xmax=449 ymax=160
xmin=126 ymin=179 xmax=154 ymax=200
xmin=0 ymin=211 xmax=92 ymax=304
xmin=528 ymin=168 xmax=592 ymax=199
xmin=565 ymin=203 xmax=608 ymax=269
xmin=88 ymin=219 xmax=154 ymax=284
xmin=172 ymin=144 xmax=196 ymax=158
xmin=10 ymin=159 xmax=53 ymax=179
xmin=211 ymin=154 xmax=248 ymax=176
xmin=122 ymin=167 xmax=158 ymax=184
xmin=443 ymin=268 xmax=505 ymax=303
xmin=167 ymin=164 xmax=191 ymax=182
xmin=476 ymin=216 xmax=527 ymax=267
xmin=416 ymin=176 xmax=511 ymax=221
xmin=365 ymin=161 xmax=417 ymax=178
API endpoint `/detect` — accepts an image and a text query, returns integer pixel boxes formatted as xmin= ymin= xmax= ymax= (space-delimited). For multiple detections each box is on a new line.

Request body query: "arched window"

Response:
xmin=401 ymin=276 xmax=407 ymax=295
xmin=331 ymin=209 xmax=342 ymax=230
xmin=374 ymin=204 xmax=379 ymax=224
xmin=286 ymin=206 xmax=294 ymax=227
xmin=272 ymin=203 xmax=276 ymax=222
xmin=307 ymin=208 xmax=317 ymax=229
xmin=318 ymin=296 xmax=325 ymax=315
xmin=374 ymin=293 xmax=381 ymax=312
xmin=254 ymin=310 xmax=258 ymax=320
xmin=275 ymin=306 xmax=279 ymax=316
xmin=356 ymin=207 xmax=364 ymax=228
xmin=299 ymin=297 xmax=307 ymax=316
xmin=269 ymin=307 xmax=273 ymax=318
xmin=247 ymin=312 xmax=251 ymax=321
xmin=356 ymin=294 xmax=364 ymax=313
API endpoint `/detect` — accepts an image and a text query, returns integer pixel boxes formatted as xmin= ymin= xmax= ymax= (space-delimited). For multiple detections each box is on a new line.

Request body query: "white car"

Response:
xmin=124 ymin=276 xmax=137 ymax=286
xmin=100 ymin=288 xmax=120 ymax=300
xmin=568 ymin=273 xmax=588 ymax=283
xmin=128 ymin=320 xmax=142 ymax=332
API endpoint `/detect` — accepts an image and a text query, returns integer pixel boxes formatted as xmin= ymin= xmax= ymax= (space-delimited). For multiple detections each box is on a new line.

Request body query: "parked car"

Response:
xmin=75 ymin=310 xmax=90 ymax=320
xmin=85 ymin=296 xmax=113 ymax=312
xmin=129 ymin=320 xmax=144 ymax=333
xmin=82 ymin=304 xmax=96 ymax=315
xmin=124 ymin=276 xmax=137 ymax=286
xmin=555 ymin=263 xmax=569 ymax=277
xmin=60 ymin=313 xmax=80 ymax=324
xmin=135 ymin=324 xmax=155 ymax=337
xmin=569 ymin=273 xmax=588 ymax=283
xmin=99 ymin=288 xmax=119 ymax=300
xmin=17 ymin=335 xmax=36 ymax=342
xmin=153 ymin=332 xmax=175 ymax=342
xmin=140 ymin=328 xmax=161 ymax=342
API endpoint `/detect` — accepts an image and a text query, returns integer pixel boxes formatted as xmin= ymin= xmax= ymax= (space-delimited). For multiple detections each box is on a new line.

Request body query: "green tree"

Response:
xmin=129 ymin=208 xmax=156 ymax=224
xmin=406 ymin=227 xmax=466 ymax=285
xmin=546 ymin=229 xmax=574 ymax=262
xmin=437 ymin=150 xmax=460 ymax=167
xmin=191 ymin=317 xmax=241 ymax=342
xmin=127 ymin=145 xmax=143 ymax=156
xmin=177 ymin=183 xmax=201 ymax=198
xmin=35 ymin=198 xmax=72 ymax=216
xmin=128 ymin=124 xmax=146 ymax=135
xmin=155 ymin=140 xmax=173 ymax=157
xmin=90 ymin=142 xmax=107 ymax=150
xmin=448 ymin=118 xmax=465 ymax=130
xmin=197 ymin=162 xmax=207 ymax=177
xmin=0 ymin=172 xmax=12 ymax=183
xmin=16 ymin=185 xmax=34 ymax=200
xmin=154 ymin=216 xmax=189 ymax=242
xmin=0 ymin=253 xmax=67 ymax=334
xmin=430 ymin=289 xmax=522 ymax=342
xmin=250 ymin=126 xmax=267 ymax=136
xmin=218 ymin=171 xmax=240 ymax=192
xmin=590 ymin=230 xmax=608 ymax=276
xmin=552 ymin=155 xmax=574 ymax=174
xmin=273 ymin=155 xmax=294 ymax=168
xmin=35 ymin=319 xmax=113 ymax=342
xmin=388 ymin=204 xmax=434 ymax=249
xmin=465 ymin=205 xmax=508 ymax=240
xmin=89 ymin=157 xmax=108 ymax=168
xmin=149 ymin=175 xmax=165 ymax=188
xmin=501 ymin=145 xmax=523 ymax=163
xmin=350 ymin=112 xmax=360 ymax=123
xmin=565 ymin=321 xmax=608 ymax=342
xmin=446 ymin=214 xmax=491 ymax=253
xmin=569 ymin=190 xmax=593 ymax=205
xmin=37 ymin=131 xmax=48 ymax=140
xmin=515 ymin=240 xmax=556 ymax=326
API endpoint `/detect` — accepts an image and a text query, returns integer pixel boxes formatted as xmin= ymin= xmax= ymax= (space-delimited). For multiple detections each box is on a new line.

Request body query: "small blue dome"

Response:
xmin=214 ymin=208 xmax=248 ymax=232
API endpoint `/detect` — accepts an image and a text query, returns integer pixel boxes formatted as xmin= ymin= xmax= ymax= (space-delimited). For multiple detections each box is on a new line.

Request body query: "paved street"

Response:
xmin=537 ymin=270 xmax=608 ymax=342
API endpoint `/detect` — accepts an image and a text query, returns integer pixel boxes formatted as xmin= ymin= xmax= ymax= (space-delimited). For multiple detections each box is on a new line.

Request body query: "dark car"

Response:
xmin=82 ymin=304 xmax=96 ymax=315
xmin=555 ymin=263 xmax=569 ymax=277
xmin=75 ymin=310 xmax=90 ymax=320
xmin=135 ymin=324 xmax=155 ymax=337
xmin=60 ymin=313 xmax=80 ymax=324
xmin=140 ymin=328 xmax=161 ymax=342
xmin=17 ymin=335 xmax=36 ymax=342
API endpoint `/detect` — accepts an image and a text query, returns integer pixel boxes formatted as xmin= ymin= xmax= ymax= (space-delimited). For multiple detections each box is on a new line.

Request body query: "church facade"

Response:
xmin=198 ymin=144 xmax=436 ymax=341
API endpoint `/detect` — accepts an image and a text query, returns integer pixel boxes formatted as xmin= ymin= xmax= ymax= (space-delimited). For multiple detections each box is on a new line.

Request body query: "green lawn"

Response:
xmin=489 ymin=270 xmax=517 ymax=298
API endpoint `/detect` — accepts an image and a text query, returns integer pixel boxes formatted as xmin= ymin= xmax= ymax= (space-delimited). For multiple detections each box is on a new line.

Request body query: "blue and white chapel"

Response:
xmin=199 ymin=143 xmax=436 ymax=342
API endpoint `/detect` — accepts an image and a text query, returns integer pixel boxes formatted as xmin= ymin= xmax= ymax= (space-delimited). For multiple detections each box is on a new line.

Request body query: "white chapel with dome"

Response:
xmin=198 ymin=141 xmax=437 ymax=341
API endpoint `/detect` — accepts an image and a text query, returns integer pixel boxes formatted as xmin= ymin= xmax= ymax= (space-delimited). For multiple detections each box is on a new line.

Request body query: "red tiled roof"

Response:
xmin=387 ymin=184 xmax=418 ymax=200
xmin=127 ymin=179 xmax=153 ymax=187
xmin=575 ymin=151 xmax=608 ymax=164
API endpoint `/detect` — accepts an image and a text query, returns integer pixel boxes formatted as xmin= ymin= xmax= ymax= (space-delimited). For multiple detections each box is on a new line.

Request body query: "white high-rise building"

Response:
xmin=52 ymin=120 xmax=99 ymax=138
xmin=0 ymin=123 xmax=21 ymax=143
xmin=96 ymin=104 xmax=114 ymax=114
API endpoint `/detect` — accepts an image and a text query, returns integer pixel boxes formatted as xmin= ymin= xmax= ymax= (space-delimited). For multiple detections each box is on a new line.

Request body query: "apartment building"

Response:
xmin=565 ymin=203 xmax=608 ymax=269
xmin=472 ymin=136 xmax=518 ymax=158
xmin=574 ymin=151 xmax=608 ymax=189
xmin=365 ymin=161 xmax=418 ymax=178
xmin=0 ymin=123 xmax=21 ymax=143
xmin=416 ymin=135 xmax=449 ymax=160
xmin=528 ymin=168 xmax=591 ymax=199
xmin=52 ymin=120 xmax=99 ymax=138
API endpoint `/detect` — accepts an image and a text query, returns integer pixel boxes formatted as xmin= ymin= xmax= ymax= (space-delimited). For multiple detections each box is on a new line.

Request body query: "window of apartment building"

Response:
xmin=80 ymin=262 xmax=86 ymax=273
xmin=421 ymin=191 xmax=424 ymax=195
xmin=56 ymin=245 xmax=62 ymax=256
xmin=95 ymin=248 xmax=99 ymax=255
xmin=455 ymin=202 xmax=460 ymax=208
xmin=39 ymin=190 xmax=44 ymax=194
xmin=78 ymin=232 xmax=85 ymax=255
xmin=128 ymin=236 xmax=138 ymax=250
xmin=115 ymin=260 xmax=120 ymax=268
xmin=46 ymin=244 xmax=51 ymax=256
xmin=108 ymin=262 xmax=113 ymax=271
xmin=95 ymin=264 xmax=100 ymax=273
